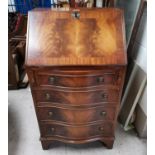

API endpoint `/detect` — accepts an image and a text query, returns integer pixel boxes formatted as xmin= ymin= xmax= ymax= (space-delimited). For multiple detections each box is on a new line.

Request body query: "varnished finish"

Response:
xmin=34 ymin=67 xmax=123 ymax=88
xmin=26 ymin=9 xmax=127 ymax=150
xmin=40 ymin=121 xmax=114 ymax=139
xmin=34 ymin=88 xmax=119 ymax=105
xmin=100 ymin=137 xmax=114 ymax=149
xmin=37 ymin=105 xmax=117 ymax=124
xmin=25 ymin=8 xmax=127 ymax=66
xmin=40 ymin=136 xmax=115 ymax=150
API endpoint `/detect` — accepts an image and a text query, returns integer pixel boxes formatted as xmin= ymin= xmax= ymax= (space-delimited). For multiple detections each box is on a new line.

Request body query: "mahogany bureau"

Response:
xmin=25 ymin=8 xmax=127 ymax=150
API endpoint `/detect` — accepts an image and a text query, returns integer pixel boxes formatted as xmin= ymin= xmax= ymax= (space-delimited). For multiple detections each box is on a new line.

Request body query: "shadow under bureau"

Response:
xmin=25 ymin=8 xmax=127 ymax=150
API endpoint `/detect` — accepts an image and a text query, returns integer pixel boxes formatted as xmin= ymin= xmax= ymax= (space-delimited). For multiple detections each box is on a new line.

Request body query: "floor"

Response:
xmin=8 ymin=88 xmax=147 ymax=155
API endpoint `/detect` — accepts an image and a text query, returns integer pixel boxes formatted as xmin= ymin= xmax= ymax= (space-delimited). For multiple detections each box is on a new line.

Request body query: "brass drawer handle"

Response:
xmin=48 ymin=76 xmax=55 ymax=84
xmin=101 ymin=93 xmax=108 ymax=100
xmin=99 ymin=127 xmax=104 ymax=131
xmin=48 ymin=111 xmax=53 ymax=116
xmin=51 ymin=127 xmax=55 ymax=132
xmin=97 ymin=76 xmax=104 ymax=83
xmin=100 ymin=111 xmax=106 ymax=116
xmin=45 ymin=93 xmax=50 ymax=100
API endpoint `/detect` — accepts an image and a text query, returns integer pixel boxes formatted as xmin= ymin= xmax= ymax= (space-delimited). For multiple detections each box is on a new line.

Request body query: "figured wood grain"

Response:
xmin=40 ymin=136 xmax=115 ymax=150
xmin=25 ymin=8 xmax=127 ymax=150
xmin=33 ymin=88 xmax=119 ymax=105
xmin=25 ymin=8 xmax=127 ymax=66
xmin=32 ymin=66 xmax=123 ymax=88
xmin=40 ymin=121 xmax=114 ymax=139
xmin=37 ymin=105 xmax=117 ymax=124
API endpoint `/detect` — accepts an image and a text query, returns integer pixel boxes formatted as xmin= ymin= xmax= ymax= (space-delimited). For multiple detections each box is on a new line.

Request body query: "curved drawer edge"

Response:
xmin=31 ymin=85 xmax=120 ymax=91
xmin=37 ymin=101 xmax=119 ymax=107
xmin=40 ymin=120 xmax=116 ymax=126
xmin=40 ymin=120 xmax=114 ymax=127
xmin=40 ymin=136 xmax=115 ymax=144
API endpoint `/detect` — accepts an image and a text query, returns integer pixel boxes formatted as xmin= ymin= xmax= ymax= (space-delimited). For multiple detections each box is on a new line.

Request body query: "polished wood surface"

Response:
xmin=27 ymin=66 xmax=126 ymax=150
xmin=37 ymin=105 xmax=117 ymax=124
xmin=26 ymin=9 xmax=127 ymax=150
xmin=40 ymin=121 xmax=114 ymax=139
xmin=40 ymin=136 xmax=115 ymax=149
xmin=25 ymin=8 xmax=127 ymax=66
xmin=34 ymin=88 xmax=119 ymax=105
xmin=34 ymin=67 xmax=123 ymax=88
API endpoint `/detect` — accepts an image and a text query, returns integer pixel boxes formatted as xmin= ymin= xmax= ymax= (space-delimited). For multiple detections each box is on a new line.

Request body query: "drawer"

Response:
xmin=34 ymin=68 xmax=121 ymax=88
xmin=40 ymin=122 xmax=114 ymax=139
xmin=34 ymin=88 xmax=119 ymax=105
xmin=37 ymin=105 xmax=117 ymax=124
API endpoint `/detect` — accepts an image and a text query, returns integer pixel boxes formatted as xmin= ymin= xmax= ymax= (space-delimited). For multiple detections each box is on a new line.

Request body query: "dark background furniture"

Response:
xmin=8 ymin=12 xmax=28 ymax=89
xmin=70 ymin=0 xmax=114 ymax=7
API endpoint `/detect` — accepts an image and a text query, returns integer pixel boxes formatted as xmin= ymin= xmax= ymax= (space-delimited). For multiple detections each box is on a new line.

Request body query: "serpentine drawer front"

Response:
xmin=34 ymin=67 xmax=123 ymax=88
xmin=37 ymin=105 xmax=117 ymax=124
xmin=26 ymin=8 xmax=127 ymax=150
xmin=33 ymin=88 xmax=119 ymax=105
xmin=40 ymin=121 xmax=114 ymax=139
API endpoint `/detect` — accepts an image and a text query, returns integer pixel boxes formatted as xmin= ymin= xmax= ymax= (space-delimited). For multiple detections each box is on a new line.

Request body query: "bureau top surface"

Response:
xmin=25 ymin=8 xmax=127 ymax=66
